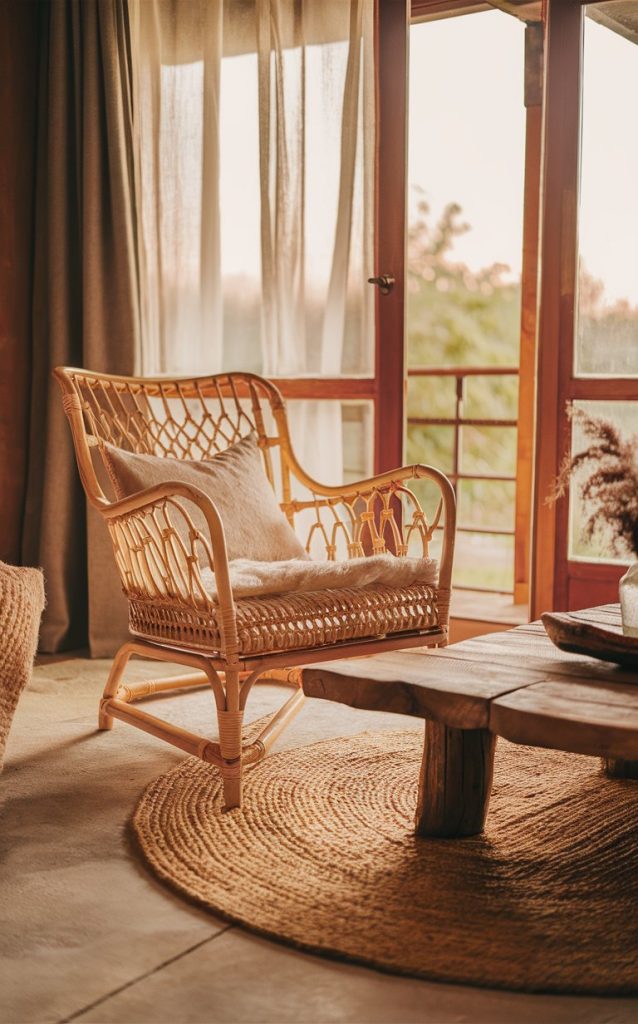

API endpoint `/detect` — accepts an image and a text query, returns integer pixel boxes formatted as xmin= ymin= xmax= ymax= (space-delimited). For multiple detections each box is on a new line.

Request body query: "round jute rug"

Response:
xmin=132 ymin=729 xmax=638 ymax=994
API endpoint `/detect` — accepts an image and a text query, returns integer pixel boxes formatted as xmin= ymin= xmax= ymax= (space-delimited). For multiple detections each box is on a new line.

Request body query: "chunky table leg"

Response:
xmin=603 ymin=758 xmax=638 ymax=779
xmin=415 ymin=719 xmax=496 ymax=838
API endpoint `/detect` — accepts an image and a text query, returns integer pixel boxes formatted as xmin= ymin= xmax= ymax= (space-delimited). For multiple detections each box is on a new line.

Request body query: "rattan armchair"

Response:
xmin=55 ymin=368 xmax=456 ymax=809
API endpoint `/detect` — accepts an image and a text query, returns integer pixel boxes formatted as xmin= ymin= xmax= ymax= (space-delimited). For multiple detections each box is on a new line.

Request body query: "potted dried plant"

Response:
xmin=554 ymin=407 xmax=638 ymax=635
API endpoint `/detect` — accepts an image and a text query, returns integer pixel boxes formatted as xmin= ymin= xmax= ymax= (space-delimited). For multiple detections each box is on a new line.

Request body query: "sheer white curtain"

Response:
xmin=131 ymin=0 xmax=374 ymax=483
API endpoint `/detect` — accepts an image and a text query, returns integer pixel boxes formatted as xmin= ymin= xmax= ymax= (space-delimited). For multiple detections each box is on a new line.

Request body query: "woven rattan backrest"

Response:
xmin=55 ymin=367 xmax=446 ymax=568
xmin=54 ymin=368 xmax=294 ymax=508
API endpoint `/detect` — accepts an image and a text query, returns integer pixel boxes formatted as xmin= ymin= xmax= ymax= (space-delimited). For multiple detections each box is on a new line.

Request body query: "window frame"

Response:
xmin=408 ymin=0 xmax=540 ymax=607
xmin=272 ymin=0 xmax=409 ymax=479
xmin=410 ymin=0 xmax=638 ymax=616
xmin=531 ymin=0 xmax=638 ymax=617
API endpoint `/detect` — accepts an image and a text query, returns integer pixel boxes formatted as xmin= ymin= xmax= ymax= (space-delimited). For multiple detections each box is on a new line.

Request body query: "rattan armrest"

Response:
xmin=101 ymin=481 xmax=240 ymax=656
xmin=288 ymin=462 xmax=456 ymax=594
xmin=293 ymin=461 xmax=453 ymax=502
xmin=333 ymin=464 xmax=451 ymax=512
xmin=104 ymin=479 xmax=225 ymax=529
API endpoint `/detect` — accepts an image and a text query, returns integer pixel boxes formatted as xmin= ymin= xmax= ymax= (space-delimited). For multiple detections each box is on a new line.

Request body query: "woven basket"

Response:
xmin=0 ymin=562 xmax=45 ymax=770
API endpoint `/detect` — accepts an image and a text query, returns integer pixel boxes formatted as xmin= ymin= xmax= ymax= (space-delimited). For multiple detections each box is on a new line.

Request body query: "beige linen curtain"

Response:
xmin=23 ymin=0 xmax=140 ymax=652
xmin=25 ymin=0 xmax=374 ymax=655
xmin=133 ymin=0 xmax=375 ymax=484
xmin=255 ymin=0 xmax=374 ymax=487
xmin=131 ymin=0 xmax=228 ymax=374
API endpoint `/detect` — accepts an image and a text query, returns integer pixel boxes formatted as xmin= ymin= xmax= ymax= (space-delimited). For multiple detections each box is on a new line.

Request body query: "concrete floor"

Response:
xmin=1 ymin=657 xmax=637 ymax=1024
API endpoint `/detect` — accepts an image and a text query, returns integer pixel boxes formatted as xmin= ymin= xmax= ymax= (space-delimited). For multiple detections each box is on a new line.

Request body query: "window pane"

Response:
xmin=576 ymin=11 xmax=638 ymax=377
xmin=342 ymin=402 xmax=374 ymax=483
xmin=407 ymin=424 xmax=455 ymax=476
xmin=453 ymin=533 xmax=514 ymax=593
xmin=138 ymin=6 xmax=374 ymax=378
xmin=407 ymin=11 xmax=525 ymax=598
xmin=407 ymin=10 xmax=525 ymax=372
xmin=568 ymin=400 xmax=638 ymax=561
xmin=220 ymin=44 xmax=375 ymax=376
xmin=220 ymin=52 xmax=263 ymax=373
xmin=458 ymin=479 xmax=515 ymax=532
xmin=407 ymin=375 xmax=456 ymax=420
xmin=460 ymin=425 xmax=517 ymax=478
xmin=287 ymin=400 xmax=373 ymax=486
xmin=463 ymin=374 xmax=518 ymax=421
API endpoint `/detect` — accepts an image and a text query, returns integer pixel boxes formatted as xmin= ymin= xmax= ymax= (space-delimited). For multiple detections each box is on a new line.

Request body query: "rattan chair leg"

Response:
xmin=118 ymin=671 xmax=210 ymax=703
xmin=218 ymin=668 xmax=244 ymax=809
xmin=105 ymin=698 xmax=223 ymax=764
xmin=219 ymin=709 xmax=244 ymax=810
xmin=220 ymin=762 xmax=242 ymax=810
xmin=99 ymin=643 xmax=136 ymax=730
xmin=253 ymin=687 xmax=305 ymax=755
xmin=257 ymin=667 xmax=303 ymax=688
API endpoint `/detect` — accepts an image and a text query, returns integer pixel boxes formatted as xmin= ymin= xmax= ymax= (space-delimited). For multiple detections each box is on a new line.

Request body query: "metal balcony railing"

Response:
xmin=407 ymin=365 xmax=519 ymax=594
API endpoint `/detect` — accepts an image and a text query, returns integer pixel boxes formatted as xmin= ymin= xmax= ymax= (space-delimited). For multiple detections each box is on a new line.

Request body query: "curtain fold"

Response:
xmin=23 ymin=0 xmax=140 ymax=652
xmin=24 ymin=0 xmax=374 ymax=655
xmin=255 ymin=0 xmax=373 ymax=485
xmin=131 ymin=0 xmax=226 ymax=374
xmin=257 ymin=0 xmax=307 ymax=375
xmin=134 ymin=0 xmax=374 ymax=479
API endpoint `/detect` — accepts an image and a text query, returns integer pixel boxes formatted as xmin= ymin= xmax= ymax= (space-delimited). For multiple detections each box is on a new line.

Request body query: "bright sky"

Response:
xmin=408 ymin=11 xmax=526 ymax=280
xmin=217 ymin=9 xmax=638 ymax=305
xmin=580 ymin=17 xmax=638 ymax=305
xmin=220 ymin=43 xmax=362 ymax=287
xmin=409 ymin=10 xmax=638 ymax=305
xmin=220 ymin=9 xmax=530 ymax=283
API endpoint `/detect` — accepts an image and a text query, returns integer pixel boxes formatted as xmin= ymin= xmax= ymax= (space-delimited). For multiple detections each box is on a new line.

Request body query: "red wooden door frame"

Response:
xmin=274 ymin=1 xmax=409 ymax=479
xmin=374 ymin=0 xmax=410 ymax=474
xmin=531 ymin=0 xmax=637 ymax=617
xmin=530 ymin=0 xmax=583 ymax=618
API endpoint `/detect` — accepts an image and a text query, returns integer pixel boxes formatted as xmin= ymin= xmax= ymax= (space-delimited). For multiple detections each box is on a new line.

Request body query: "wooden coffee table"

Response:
xmin=302 ymin=604 xmax=638 ymax=838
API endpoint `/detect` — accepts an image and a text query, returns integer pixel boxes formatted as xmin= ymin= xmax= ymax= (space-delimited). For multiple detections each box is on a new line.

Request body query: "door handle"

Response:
xmin=367 ymin=274 xmax=395 ymax=295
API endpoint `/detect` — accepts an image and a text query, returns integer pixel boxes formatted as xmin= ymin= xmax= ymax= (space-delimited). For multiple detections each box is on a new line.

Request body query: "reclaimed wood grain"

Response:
xmin=302 ymin=651 xmax=542 ymax=730
xmin=603 ymin=758 xmax=638 ymax=780
xmin=490 ymin=681 xmax=638 ymax=761
xmin=415 ymin=721 xmax=496 ymax=838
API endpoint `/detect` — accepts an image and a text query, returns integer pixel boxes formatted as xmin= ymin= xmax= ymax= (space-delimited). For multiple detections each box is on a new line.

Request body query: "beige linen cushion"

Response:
xmin=101 ymin=434 xmax=307 ymax=562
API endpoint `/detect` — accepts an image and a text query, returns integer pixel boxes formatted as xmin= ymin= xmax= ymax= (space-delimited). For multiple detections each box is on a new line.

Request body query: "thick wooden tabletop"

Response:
xmin=302 ymin=604 xmax=638 ymax=761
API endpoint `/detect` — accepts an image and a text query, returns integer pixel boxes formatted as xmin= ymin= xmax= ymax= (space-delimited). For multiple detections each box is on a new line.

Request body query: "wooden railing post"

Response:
xmin=514 ymin=22 xmax=543 ymax=608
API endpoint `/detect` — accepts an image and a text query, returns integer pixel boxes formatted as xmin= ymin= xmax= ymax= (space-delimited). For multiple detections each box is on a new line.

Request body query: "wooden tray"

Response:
xmin=542 ymin=612 xmax=638 ymax=669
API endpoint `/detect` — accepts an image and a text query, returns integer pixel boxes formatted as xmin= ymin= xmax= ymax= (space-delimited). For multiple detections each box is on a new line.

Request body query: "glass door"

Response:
xmin=554 ymin=3 xmax=638 ymax=610
xmin=406 ymin=7 xmax=531 ymax=620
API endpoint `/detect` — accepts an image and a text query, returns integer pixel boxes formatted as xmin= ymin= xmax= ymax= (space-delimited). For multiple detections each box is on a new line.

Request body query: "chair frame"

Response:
xmin=55 ymin=368 xmax=456 ymax=809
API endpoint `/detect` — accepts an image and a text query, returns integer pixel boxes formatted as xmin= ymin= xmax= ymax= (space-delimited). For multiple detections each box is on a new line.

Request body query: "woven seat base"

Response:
xmin=129 ymin=582 xmax=440 ymax=656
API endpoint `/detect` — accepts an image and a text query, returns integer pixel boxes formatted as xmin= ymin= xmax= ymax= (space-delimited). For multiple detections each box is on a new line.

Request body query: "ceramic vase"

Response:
xmin=619 ymin=562 xmax=638 ymax=638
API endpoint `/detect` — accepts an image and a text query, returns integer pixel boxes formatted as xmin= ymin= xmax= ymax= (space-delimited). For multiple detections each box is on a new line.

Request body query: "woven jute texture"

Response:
xmin=133 ymin=729 xmax=638 ymax=994
xmin=0 ymin=562 xmax=45 ymax=770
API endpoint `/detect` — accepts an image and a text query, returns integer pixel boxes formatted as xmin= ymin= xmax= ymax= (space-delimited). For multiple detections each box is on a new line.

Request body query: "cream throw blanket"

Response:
xmin=201 ymin=554 xmax=438 ymax=601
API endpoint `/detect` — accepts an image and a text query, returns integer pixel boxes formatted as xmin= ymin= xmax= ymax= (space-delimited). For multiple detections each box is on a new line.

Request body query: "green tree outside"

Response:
xmin=406 ymin=193 xmax=521 ymax=591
